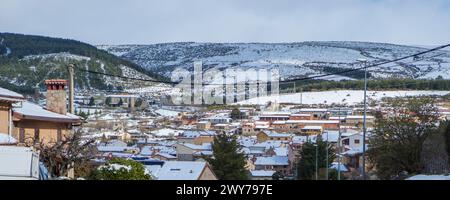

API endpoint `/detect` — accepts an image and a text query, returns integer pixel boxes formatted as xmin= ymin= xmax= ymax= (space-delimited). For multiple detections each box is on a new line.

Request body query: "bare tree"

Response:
xmin=36 ymin=130 xmax=97 ymax=178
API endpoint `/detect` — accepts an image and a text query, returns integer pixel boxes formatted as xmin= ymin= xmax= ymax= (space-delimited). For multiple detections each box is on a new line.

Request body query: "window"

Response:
xmin=34 ymin=128 xmax=40 ymax=143
xmin=354 ymin=139 xmax=360 ymax=144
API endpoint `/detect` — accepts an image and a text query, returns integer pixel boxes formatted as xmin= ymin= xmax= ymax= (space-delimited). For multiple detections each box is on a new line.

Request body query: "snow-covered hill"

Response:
xmin=98 ymin=42 xmax=450 ymax=80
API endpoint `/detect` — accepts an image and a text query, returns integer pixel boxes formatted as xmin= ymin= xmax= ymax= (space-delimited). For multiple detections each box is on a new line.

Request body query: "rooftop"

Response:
xmin=13 ymin=102 xmax=81 ymax=123
xmin=156 ymin=161 xmax=208 ymax=180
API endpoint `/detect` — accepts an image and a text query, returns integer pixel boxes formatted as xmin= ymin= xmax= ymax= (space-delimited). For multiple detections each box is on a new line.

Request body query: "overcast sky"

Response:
xmin=1 ymin=0 xmax=450 ymax=45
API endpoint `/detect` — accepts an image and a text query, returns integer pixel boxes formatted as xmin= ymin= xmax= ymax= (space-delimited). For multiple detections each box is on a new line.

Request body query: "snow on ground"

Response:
xmin=237 ymin=90 xmax=450 ymax=105
xmin=20 ymin=52 xmax=91 ymax=61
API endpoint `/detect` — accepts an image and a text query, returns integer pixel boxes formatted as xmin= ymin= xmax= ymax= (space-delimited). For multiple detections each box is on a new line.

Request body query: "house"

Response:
xmin=0 ymin=87 xmax=25 ymax=137
xmin=340 ymin=133 xmax=368 ymax=151
xmin=250 ymin=170 xmax=276 ymax=180
xmin=258 ymin=112 xmax=291 ymax=122
xmin=196 ymin=121 xmax=211 ymax=130
xmin=177 ymin=130 xmax=216 ymax=145
xmin=153 ymin=161 xmax=217 ymax=180
xmin=344 ymin=115 xmax=375 ymax=128
xmin=152 ymin=153 xmax=177 ymax=161
xmin=299 ymin=108 xmax=328 ymax=119
xmin=256 ymin=130 xmax=293 ymax=143
xmin=105 ymin=94 xmax=138 ymax=108
xmin=175 ymin=143 xmax=212 ymax=161
xmin=200 ymin=113 xmax=232 ymax=124
xmin=10 ymin=80 xmax=81 ymax=145
xmin=242 ymin=121 xmax=270 ymax=136
xmin=286 ymin=120 xmax=339 ymax=130
xmin=254 ymin=156 xmax=291 ymax=175
xmin=300 ymin=126 xmax=323 ymax=135
xmin=289 ymin=113 xmax=312 ymax=120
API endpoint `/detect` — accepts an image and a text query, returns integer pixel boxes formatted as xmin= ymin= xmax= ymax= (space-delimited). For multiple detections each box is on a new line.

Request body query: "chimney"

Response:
xmin=45 ymin=79 xmax=68 ymax=115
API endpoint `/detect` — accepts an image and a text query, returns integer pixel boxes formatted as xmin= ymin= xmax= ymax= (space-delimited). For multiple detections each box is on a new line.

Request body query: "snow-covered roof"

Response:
xmin=262 ymin=130 xmax=293 ymax=138
xmin=150 ymin=128 xmax=183 ymax=137
xmin=290 ymin=113 xmax=311 ymax=117
xmin=274 ymin=147 xmax=288 ymax=156
xmin=106 ymin=94 xmax=139 ymax=98
xmin=250 ymin=170 xmax=276 ymax=177
xmin=155 ymin=161 xmax=208 ymax=180
xmin=330 ymin=162 xmax=349 ymax=172
xmin=97 ymin=146 xmax=139 ymax=153
xmin=261 ymin=111 xmax=291 ymax=116
xmin=286 ymin=120 xmax=339 ymax=124
xmin=182 ymin=143 xmax=212 ymax=151
xmin=300 ymin=108 xmax=328 ymax=112
xmin=302 ymin=126 xmax=323 ymax=130
xmin=179 ymin=130 xmax=216 ymax=138
xmin=255 ymin=156 xmax=289 ymax=166
xmin=272 ymin=121 xmax=287 ymax=125
xmin=13 ymin=102 xmax=80 ymax=123
xmin=346 ymin=115 xmax=375 ymax=119
xmin=0 ymin=87 xmax=24 ymax=101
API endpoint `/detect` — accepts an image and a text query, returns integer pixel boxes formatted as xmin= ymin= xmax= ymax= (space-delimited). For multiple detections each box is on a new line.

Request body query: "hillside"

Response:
xmin=0 ymin=33 xmax=166 ymax=94
xmin=98 ymin=42 xmax=450 ymax=80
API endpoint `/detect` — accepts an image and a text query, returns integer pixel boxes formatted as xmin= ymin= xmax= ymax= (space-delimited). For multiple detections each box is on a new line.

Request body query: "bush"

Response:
xmin=92 ymin=158 xmax=152 ymax=180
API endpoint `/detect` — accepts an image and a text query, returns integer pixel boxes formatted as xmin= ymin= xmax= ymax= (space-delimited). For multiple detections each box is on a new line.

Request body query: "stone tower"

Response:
xmin=45 ymin=79 xmax=67 ymax=115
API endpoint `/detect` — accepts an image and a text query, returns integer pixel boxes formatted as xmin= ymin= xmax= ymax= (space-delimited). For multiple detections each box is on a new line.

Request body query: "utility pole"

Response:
xmin=68 ymin=64 xmax=75 ymax=114
xmin=315 ymin=143 xmax=318 ymax=180
xmin=337 ymin=105 xmax=342 ymax=180
xmin=357 ymin=59 xmax=368 ymax=180
xmin=326 ymin=132 xmax=329 ymax=180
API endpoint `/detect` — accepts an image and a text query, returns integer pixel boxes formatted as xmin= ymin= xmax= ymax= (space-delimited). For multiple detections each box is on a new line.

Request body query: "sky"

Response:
xmin=1 ymin=0 xmax=450 ymax=45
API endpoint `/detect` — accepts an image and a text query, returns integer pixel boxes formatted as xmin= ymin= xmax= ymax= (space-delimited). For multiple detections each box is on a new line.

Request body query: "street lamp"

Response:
xmin=325 ymin=131 xmax=329 ymax=180
xmin=357 ymin=58 xmax=368 ymax=180
xmin=337 ymin=99 xmax=346 ymax=180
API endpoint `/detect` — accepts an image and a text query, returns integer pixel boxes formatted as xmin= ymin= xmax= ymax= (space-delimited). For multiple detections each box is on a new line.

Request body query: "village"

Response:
xmin=1 ymin=77 xmax=449 ymax=180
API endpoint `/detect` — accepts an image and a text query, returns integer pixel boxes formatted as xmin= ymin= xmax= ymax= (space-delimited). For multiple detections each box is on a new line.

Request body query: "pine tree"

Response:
xmin=297 ymin=136 xmax=335 ymax=180
xmin=205 ymin=133 xmax=248 ymax=180
xmin=88 ymin=97 xmax=95 ymax=106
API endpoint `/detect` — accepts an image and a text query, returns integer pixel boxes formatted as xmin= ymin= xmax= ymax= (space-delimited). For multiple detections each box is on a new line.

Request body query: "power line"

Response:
xmin=72 ymin=43 xmax=450 ymax=86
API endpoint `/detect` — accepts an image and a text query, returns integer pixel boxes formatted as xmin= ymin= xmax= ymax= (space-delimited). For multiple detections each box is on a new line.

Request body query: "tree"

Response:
xmin=272 ymin=171 xmax=285 ymax=180
xmin=118 ymin=98 xmax=123 ymax=107
xmin=92 ymin=158 xmax=152 ymax=180
xmin=440 ymin=120 xmax=450 ymax=165
xmin=297 ymin=136 xmax=335 ymax=180
xmin=367 ymin=97 xmax=440 ymax=179
xmin=88 ymin=97 xmax=95 ymax=106
xmin=36 ymin=130 xmax=96 ymax=178
xmin=230 ymin=107 xmax=241 ymax=120
xmin=105 ymin=97 xmax=112 ymax=106
xmin=205 ymin=133 xmax=248 ymax=180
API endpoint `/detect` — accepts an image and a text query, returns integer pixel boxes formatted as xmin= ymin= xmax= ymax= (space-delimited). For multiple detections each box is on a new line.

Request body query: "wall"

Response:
xmin=198 ymin=165 xmax=218 ymax=180
xmin=12 ymin=120 xmax=70 ymax=145
xmin=0 ymin=102 xmax=11 ymax=134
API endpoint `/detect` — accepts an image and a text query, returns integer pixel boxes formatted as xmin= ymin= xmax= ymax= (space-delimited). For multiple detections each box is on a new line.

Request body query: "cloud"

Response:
xmin=0 ymin=0 xmax=449 ymax=45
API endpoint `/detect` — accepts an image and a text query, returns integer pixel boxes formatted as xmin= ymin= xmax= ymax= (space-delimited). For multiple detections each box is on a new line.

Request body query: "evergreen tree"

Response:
xmin=205 ymin=133 xmax=248 ymax=180
xmin=440 ymin=120 xmax=450 ymax=164
xmin=230 ymin=107 xmax=241 ymax=120
xmin=88 ymin=97 xmax=95 ymax=106
xmin=297 ymin=136 xmax=335 ymax=180
xmin=92 ymin=158 xmax=152 ymax=180
xmin=105 ymin=97 xmax=112 ymax=106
